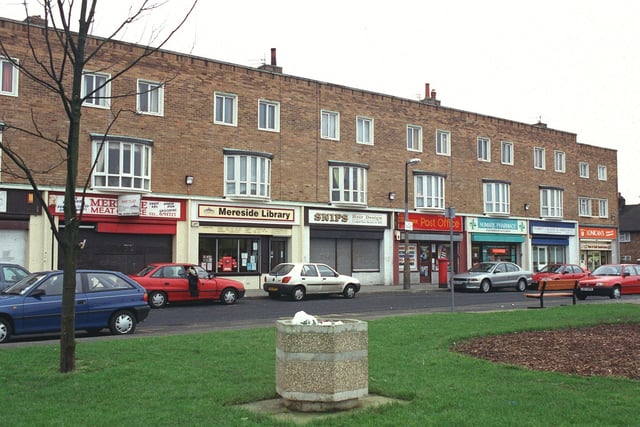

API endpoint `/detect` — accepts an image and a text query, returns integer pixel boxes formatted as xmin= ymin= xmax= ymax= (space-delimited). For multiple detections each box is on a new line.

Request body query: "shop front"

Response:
xmin=0 ymin=189 xmax=41 ymax=268
xmin=466 ymin=216 xmax=528 ymax=267
xmin=579 ymin=226 xmax=618 ymax=271
xmin=529 ymin=220 xmax=578 ymax=272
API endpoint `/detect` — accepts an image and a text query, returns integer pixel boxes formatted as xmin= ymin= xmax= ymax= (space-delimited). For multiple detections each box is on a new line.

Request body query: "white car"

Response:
xmin=263 ymin=263 xmax=361 ymax=301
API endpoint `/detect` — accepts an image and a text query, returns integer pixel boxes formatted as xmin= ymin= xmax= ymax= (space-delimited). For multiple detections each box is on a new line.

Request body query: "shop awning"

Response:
xmin=471 ymin=233 xmax=525 ymax=243
xmin=532 ymin=237 xmax=569 ymax=246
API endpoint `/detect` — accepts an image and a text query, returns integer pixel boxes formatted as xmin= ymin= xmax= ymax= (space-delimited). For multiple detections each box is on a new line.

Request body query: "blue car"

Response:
xmin=0 ymin=270 xmax=151 ymax=343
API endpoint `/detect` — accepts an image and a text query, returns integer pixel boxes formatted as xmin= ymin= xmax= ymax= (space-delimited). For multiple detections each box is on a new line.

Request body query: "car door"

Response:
xmin=621 ymin=265 xmax=640 ymax=295
xmin=300 ymin=264 xmax=322 ymax=294
xmin=153 ymin=265 xmax=191 ymax=301
xmin=316 ymin=264 xmax=341 ymax=293
xmin=492 ymin=263 xmax=508 ymax=288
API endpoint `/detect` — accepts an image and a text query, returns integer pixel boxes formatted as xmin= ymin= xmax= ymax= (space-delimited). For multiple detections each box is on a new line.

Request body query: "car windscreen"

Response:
xmin=2 ymin=272 xmax=48 ymax=295
xmin=591 ymin=265 xmax=622 ymax=276
xmin=269 ymin=264 xmax=294 ymax=276
xmin=468 ymin=263 xmax=494 ymax=273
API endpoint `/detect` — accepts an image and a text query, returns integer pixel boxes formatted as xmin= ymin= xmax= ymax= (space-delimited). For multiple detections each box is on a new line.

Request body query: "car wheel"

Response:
xmin=220 ymin=288 xmax=238 ymax=305
xmin=109 ymin=310 xmax=137 ymax=335
xmin=0 ymin=318 xmax=11 ymax=344
xmin=516 ymin=279 xmax=527 ymax=292
xmin=149 ymin=291 xmax=168 ymax=308
xmin=610 ymin=285 xmax=622 ymax=299
xmin=480 ymin=279 xmax=491 ymax=293
xmin=292 ymin=286 xmax=305 ymax=301
xmin=343 ymin=284 xmax=357 ymax=299
xmin=576 ymin=292 xmax=587 ymax=301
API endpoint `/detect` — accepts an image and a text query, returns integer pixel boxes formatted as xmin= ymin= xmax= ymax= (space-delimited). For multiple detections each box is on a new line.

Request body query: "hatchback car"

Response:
xmin=0 ymin=263 xmax=29 ymax=291
xmin=577 ymin=263 xmax=640 ymax=300
xmin=130 ymin=263 xmax=246 ymax=308
xmin=263 ymin=262 xmax=361 ymax=301
xmin=452 ymin=261 xmax=532 ymax=293
xmin=530 ymin=263 xmax=590 ymax=288
xmin=0 ymin=270 xmax=150 ymax=343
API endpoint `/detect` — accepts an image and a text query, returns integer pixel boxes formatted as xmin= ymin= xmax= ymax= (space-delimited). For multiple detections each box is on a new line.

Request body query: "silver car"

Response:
xmin=452 ymin=261 xmax=532 ymax=293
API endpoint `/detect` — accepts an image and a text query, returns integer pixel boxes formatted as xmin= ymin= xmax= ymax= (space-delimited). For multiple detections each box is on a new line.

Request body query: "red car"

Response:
xmin=577 ymin=263 xmax=640 ymax=300
xmin=531 ymin=263 xmax=589 ymax=288
xmin=130 ymin=263 xmax=245 ymax=308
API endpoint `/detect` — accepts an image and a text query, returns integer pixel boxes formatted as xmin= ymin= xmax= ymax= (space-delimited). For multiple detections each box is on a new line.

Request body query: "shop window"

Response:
xmin=199 ymin=236 xmax=260 ymax=274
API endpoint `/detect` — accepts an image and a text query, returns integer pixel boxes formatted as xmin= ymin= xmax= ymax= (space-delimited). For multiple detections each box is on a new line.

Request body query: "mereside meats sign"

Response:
xmin=49 ymin=194 xmax=182 ymax=219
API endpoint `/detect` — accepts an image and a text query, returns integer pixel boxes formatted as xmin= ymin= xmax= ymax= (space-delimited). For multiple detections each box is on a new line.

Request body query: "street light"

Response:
xmin=403 ymin=158 xmax=421 ymax=289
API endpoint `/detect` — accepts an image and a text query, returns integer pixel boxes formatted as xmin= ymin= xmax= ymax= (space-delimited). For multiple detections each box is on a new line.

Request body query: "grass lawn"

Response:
xmin=2 ymin=304 xmax=639 ymax=426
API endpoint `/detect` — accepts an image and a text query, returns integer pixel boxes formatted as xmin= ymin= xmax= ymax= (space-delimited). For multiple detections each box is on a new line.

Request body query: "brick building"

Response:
xmin=618 ymin=195 xmax=640 ymax=263
xmin=0 ymin=17 xmax=619 ymax=288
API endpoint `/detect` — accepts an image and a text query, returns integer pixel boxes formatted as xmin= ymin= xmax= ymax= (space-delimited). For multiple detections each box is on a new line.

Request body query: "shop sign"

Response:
xmin=49 ymin=194 xmax=181 ymax=219
xmin=309 ymin=209 xmax=387 ymax=227
xmin=530 ymin=222 xmax=576 ymax=236
xmin=466 ymin=216 xmax=526 ymax=234
xmin=398 ymin=212 xmax=462 ymax=232
xmin=580 ymin=241 xmax=612 ymax=250
xmin=578 ymin=226 xmax=617 ymax=240
xmin=198 ymin=204 xmax=295 ymax=223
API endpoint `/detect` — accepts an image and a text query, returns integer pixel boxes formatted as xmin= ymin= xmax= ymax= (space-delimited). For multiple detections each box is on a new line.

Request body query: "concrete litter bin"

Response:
xmin=275 ymin=317 xmax=368 ymax=412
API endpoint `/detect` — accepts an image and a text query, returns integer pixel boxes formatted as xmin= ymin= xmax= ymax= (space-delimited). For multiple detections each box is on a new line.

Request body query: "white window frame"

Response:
xmin=477 ymin=137 xmax=490 ymax=162
xmin=554 ymin=150 xmax=566 ymax=173
xmin=82 ymin=71 xmax=111 ymax=108
xmin=436 ymin=130 xmax=450 ymax=156
xmin=579 ymin=162 xmax=589 ymax=178
xmin=407 ymin=125 xmax=422 ymax=152
xmin=501 ymin=141 xmax=513 ymax=165
xmin=415 ymin=174 xmax=445 ymax=210
xmin=321 ymin=110 xmax=340 ymax=140
xmin=598 ymin=165 xmax=607 ymax=181
xmin=578 ymin=197 xmax=592 ymax=217
xmin=91 ymin=135 xmax=152 ymax=192
xmin=329 ymin=163 xmax=367 ymax=205
xmin=258 ymin=99 xmax=280 ymax=132
xmin=214 ymin=91 xmax=238 ymax=126
xmin=356 ymin=116 xmax=374 ymax=145
xmin=483 ymin=181 xmax=510 ymax=214
xmin=224 ymin=151 xmax=272 ymax=199
xmin=534 ymin=147 xmax=546 ymax=170
xmin=137 ymin=79 xmax=164 ymax=116
xmin=0 ymin=57 xmax=19 ymax=97
xmin=619 ymin=232 xmax=631 ymax=243
xmin=598 ymin=199 xmax=608 ymax=218
xmin=540 ymin=188 xmax=563 ymax=218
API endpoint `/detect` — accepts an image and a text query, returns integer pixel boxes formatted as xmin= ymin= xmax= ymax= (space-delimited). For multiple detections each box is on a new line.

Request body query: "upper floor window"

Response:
xmin=407 ymin=125 xmax=422 ymax=152
xmin=321 ymin=110 xmax=340 ymax=140
xmin=620 ymin=232 xmax=631 ymax=243
xmin=0 ymin=57 xmax=18 ymax=96
xmin=137 ymin=80 xmax=164 ymax=116
xmin=540 ymin=187 xmax=563 ymax=218
xmin=598 ymin=199 xmax=608 ymax=218
xmin=91 ymin=134 xmax=151 ymax=192
xmin=329 ymin=161 xmax=367 ymax=205
xmin=579 ymin=162 xmax=589 ymax=178
xmin=82 ymin=72 xmax=110 ymax=108
xmin=356 ymin=116 xmax=374 ymax=145
xmin=554 ymin=151 xmax=565 ymax=172
xmin=436 ymin=130 xmax=450 ymax=156
xmin=598 ymin=165 xmax=607 ymax=181
xmin=477 ymin=137 xmax=490 ymax=162
xmin=483 ymin=181 xmax=510 ymax=214
xmin=258 ymin=99 xmax=280 ymax=132
xmin=214 ymin=92 xmax=237 ymax=126
xmin=578 ymin=197 xmax=592 ymax=217
xmin=534 ymin=147 xmax=545 ymax=170
xmin=501 ymin=141 xmax=513 ymax=165
xmin=224 ymin=149 xmax=272 ymax=199
xmin=224 ymin=150 xmax=273 ymax=199
xmin=415 ymin=173 xmax=445 ymax=209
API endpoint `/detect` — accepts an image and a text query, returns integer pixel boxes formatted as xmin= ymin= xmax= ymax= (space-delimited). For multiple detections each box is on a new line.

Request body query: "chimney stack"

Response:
xmin=258 ymin=48 xmax=283 ymax=74
xmin=421 ymin=83 xmax=441 ymax=106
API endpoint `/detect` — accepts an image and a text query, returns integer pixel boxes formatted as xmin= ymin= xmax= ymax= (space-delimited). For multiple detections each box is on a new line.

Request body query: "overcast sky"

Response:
xmin=3 ymin=0 xmax=639 ymax=204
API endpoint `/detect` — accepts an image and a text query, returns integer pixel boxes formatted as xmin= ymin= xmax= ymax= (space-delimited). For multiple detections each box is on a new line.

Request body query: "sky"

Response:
xmin=2 ymin=0 xmax=639 ymax=204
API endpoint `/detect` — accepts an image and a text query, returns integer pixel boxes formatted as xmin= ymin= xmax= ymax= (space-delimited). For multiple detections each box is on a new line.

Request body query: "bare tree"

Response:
xmin=0 ymin=0 xmax=196 ymax=373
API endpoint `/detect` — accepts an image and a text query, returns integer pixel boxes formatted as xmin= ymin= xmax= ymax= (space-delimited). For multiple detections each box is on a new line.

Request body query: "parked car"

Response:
xmin=577 ymin=263 xmax=640 ymax=300
xmin=263 ymin=262 xmax=361 ymax=301
xmin=530 ymin=263 xmax=590 ymax=288
xmin=0 ymin=263 xmax=30 ymax=291
xmin=130 ymin=263 xmax=245 ymax=308
xmin=452 ymin=261 xmax=532 ymax=293
xmin=0 ymin=270 xmax=150 ymax=343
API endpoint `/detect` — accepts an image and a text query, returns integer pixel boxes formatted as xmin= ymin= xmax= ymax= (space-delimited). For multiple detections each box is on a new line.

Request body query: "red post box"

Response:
xmin=438 ymin=258 xmax=449 ymax=288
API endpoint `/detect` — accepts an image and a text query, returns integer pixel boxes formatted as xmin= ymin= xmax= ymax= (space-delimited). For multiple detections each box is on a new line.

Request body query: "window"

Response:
xmin=214 ymin=92 xmax=237 ymax=125
xmin=554 ymin=151 xmax=565 ymax=172
xmin=407 ymin=125 xmax=422 ymax=152
xmin=540 ymin=187 xmax=563 ymax=218
xmin=578 ymin=197 xmax=592 ymax=216
xmin=258 ymin=99 xmax=280 ymax=131
xmin=436 ymin=130 xmax=450 ymax=156
xmin=483 ymin=181 xmax=510 ymax=214
xmin=501 ymin=141 xmax=513 ymax=165
xmin=92 ymin=134 xmax=152 ymax=191
xmin=0 ymin=57 xmax=18 ymax=96
xmin=620 ymin=232 xmax=631 ymax=243
xmin=534 ymin=147 xmax=545 ymax=170
xmin=477 ymin=137 xmax=490 ymax=161
xmin=321 ymin=110 xmax=339 ymax=140
xmin=598 ymin=199 xmax=608 ymax=218
xmin=356 ymin=116 xmax=374 ymax=145
xmin=415 ymin=174 xmax=445 ymax=209
xmin=82 ymin=72 xmax=110 ymax=108
xmin=224 ymin=150 xmax=272 ymax=199
xmin=579 ymin=162 xmax=589 ymax=178
xmin=137 ymin=80 xmax=164 ymax=116
xmin=199 ymin=236 xmax=260 ymax=273
xmin=598 ymin=165 xmax=607 ymax=181
xmin=329 ymin=162 xmax=367 ymax=205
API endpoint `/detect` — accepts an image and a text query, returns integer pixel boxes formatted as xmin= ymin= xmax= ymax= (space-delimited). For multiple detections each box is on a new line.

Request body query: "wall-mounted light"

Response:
xmin=388 ymin=192 xmax=396 ymax=201
xmin=524 ymin=203 xmax=530 ymax=211
xmin=185 ymin=175 xmax=194 ymax=185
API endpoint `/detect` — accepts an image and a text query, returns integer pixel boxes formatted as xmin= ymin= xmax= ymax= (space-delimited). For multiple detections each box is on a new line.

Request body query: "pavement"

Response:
xmin=245 ymin=283 xmax=444 ymax=297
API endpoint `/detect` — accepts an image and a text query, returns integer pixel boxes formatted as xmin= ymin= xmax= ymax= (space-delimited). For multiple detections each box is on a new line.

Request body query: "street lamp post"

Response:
xmin=403 ymin=158 xmax=421 ymax=289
